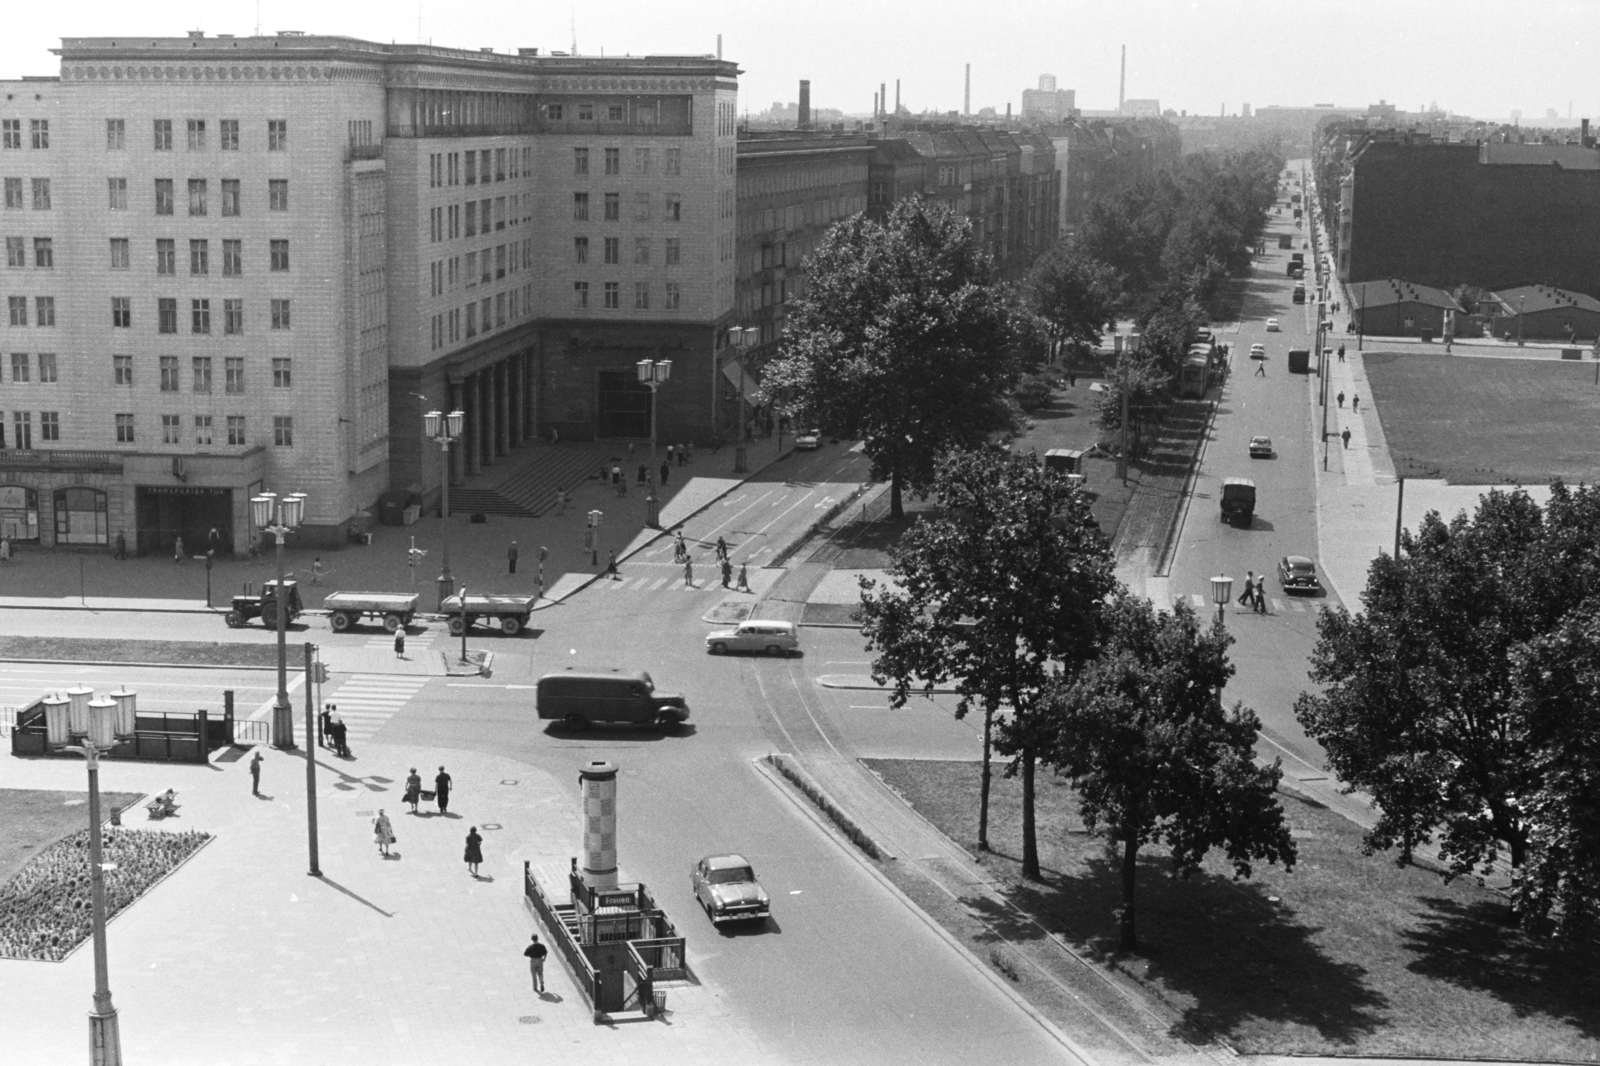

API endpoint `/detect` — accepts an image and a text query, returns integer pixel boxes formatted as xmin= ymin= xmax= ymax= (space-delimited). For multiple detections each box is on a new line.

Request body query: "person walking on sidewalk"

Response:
xmin=249 ymin=751 xmax=263 ymax=795
xmin=404 ymin=768 xmax=422 ymax=814
xmin=1254 ymin=355 xmax=1266 ymax=377
xmin=673 ymin=529 xmax=687 ymax=563
xmin=666 ymin=444 xmax=675 ymax=465
xmin=1352 ymin=394 xmax=1360 ymax=413
xmin=331 ymin=715 xmax=351 ymax=759
xmin=1337 ymin=344 xmax=1346 ymax=362
xmin=1253 ymin=573 xmax=1267 ymax=614
xmin=555 ymin=488 xmax=568 ymax=515
xmin=737 ymin=561 xmax=751 ymax=592
xmin=114 ymin=530 xmax=127 ymax=560
xmin=1341 ymin=427 xmax=1352 ymax=449
xmin=607 ymin=549 xmax=620 ymax=580
xmin=173 ymin=535 xmax=185 ymax=563
xmin=716 ymin=536 xmax=728 ymax=562
xmin=660 ymin=460 xmax=670 ymax=487
xmin=508 ymin=540 xmax=519 ymax=574
xmin=208 ymin=526 xmax=221 ymax=555
xmin=683 ymin=557 xmax=694 ymax=588
xmin=394 ymin=629 xmax=407 ymax=660
xmin=434 ymin=767 xmax=453 ymax=814
xmin=373 ymin=810 xmax=396 ymax=857
xmin=1337 ymin=391 xmax=1345 ymax=408
xmin=310 ymin=557 xmax=325 ymax=585
xmin=464 ymin=826 xmax=484 ymax=877
xmin=319 ymin=703 xmax=333 ymax=749
xmin=524 ymin=934 xmax=547 ymax=992
xmin=1238 ymin=571 xmax=1256 ymax=608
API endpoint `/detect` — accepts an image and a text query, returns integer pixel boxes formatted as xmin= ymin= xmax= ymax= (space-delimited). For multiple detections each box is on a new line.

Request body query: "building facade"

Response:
xmin=0 ymin=33 xmax=738 ymax=552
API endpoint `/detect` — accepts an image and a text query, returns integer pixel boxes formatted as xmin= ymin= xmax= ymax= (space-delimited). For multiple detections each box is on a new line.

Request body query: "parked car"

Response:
xmin=1249 ymin=343 xmax=1266 ymax=360
xmin=1266 ymin=318 xmax=1281 ymax=332
xmin=706 ymin=620 xmax=799 ymax=657
xmin=1248 ymin=436 xmax=1274 ymax=458
xmin=1278 ymin=555 xmax=1320 ymax=593
xmin=691 ymin=854 xmax=771 ymax=926
xmin=795 ymin=429 xmax=821 ymax=450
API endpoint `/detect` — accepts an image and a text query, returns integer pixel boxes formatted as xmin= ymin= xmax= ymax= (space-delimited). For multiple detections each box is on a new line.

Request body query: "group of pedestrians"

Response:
xmin=318 ymin=704 xmax=353 ymax=758
xmin=1237 ymin=570 xmax=1269 ymax=613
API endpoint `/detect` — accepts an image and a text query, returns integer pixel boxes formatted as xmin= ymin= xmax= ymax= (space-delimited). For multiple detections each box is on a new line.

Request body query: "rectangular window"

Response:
xmin=111 ymin=297 xmax=131 ymax=328
xmin=495 ymin=147 xmax=505 ymax=181
xmin=273 ymin=416 xmax=293 ymax=447
xmin=156 ymin=239 xmax=175 ymax=275
xmin=268 ymin=120 xmax=287 ymax=151
xmin=34 ymin=297 xmax=52 ymax=326
xmin=106 ymin=119 xmax=125 ymax=150
xmin=189 ymin=239 xmax=208 ymax=275
xmin=191 ymin=298 xmax=211 ymax=334
xmin=665 ymin=148 xmax=682 ymax=176
xmin=270 ymin=240 xmax=289 ymax=272
xmin=496 ymin=291 xmax=506 ymax=326
xmin=225 ymin=357 xmax=244 ymax=393
xmin=188 ymin=179 xmax=207 ymax=216
xmin=574 ymin=147 xmax=589 ymax=175
xmin=548 ymin=103 xmax=565 ymax=120
xmin=268 ymin=179 xmax=288 ymax=212
xmin=160 ymin=356 xmax=179 ymax=391
xmin=222 ymin=239 xmax=241 ymax=276
xmin=224 ymin=298 xmax=242 ymax=335
xmin=227 ymin=415 xmax=246 ymax=445
xmin=4 ymin=236 xmax=21 ymax=266
xmin=109 ymin=237 xmax=130 ymax=269
xmin=221 ymin=179 xmax=240 ymax=216
xmin=32 ymin=237 xmax=52 ymax=268
xmin=30 ymin=120 xmax=49 ymax=150
xmin=3 ymin=177 xmax=20 ymax=207
xmin=573 ymin=192 xmax=589 ymax=221
xmin=573 ymin=236 xmax=588 ymax=264
xmin=633 ymin=193 xmax=651 ymax=222
xmin=635 ymin=147 xmax=651 ymax=174
xmin=481 ymin=250 xmax=492 ymax=286
xmin=604 ymin=147 xmax=620 ymax=175
xmin=665 ymin=195 xmax=681 ymax=222
xmin=220 ymin=119 xmax=239 ymax=151
xmin=607 ymin=104 xmax=624 ymax=121
xmin=495 ymin=196 xmax=505 ymax=230
xmin=463 ymin=251 xmax=477 ymax=287
xmin=1 ymin=119 xmax=18 ymax=149
xmin=37 ymin=352 xmax=56 ymax=382
xmin=495 ymin=244 xmax=506 ymax=279
xmin=603 ymin=281 xmax=619 ymax=309
xmin=270 ymin=299 xmax=290 ymax=329
xmin=11 ymin=352 xmax=29 ymax=382
xmin=604 ymin=193 xmax=620 ymax=221
xmin=193 ymin=356 xmax=212 ymax=393
xmin=603 ymin=236 xmax=619 ymax=265
xmin=40 ymin=411 xmax=58 ymax=442
xmin=634 ymin=238 xmax=651 ymax=265
xmin=116 ymin=413 xmax=134 ymax=442
xmin=578 ymin=103 xmax=594 ymax=120
xmin=573 ymin=281 xmax=588 ymax=308
xmin=31 ymin=178 xmax=50 ymax=210
xmin=465 ymin=151 xmax=476 ymax=185
xmin=154 ymin=119 xmax=172 ymax=150
xmin=113 ymin=354 xmax=132 ymax=384
xmin=161 ymin=414 xmax=181 ymax=445
xmin=13 ymin=411 xmax=31 ymax=449
xmin=465 ymin=201 xmax=477 ymax=237
xmin=194 ymin=414 xmax=212 ymax=445
xmin=155 ymin=179 xmax=174 ymax=216
xmin=7 ymin=296 xmax=25 ymax=325
xmin=634 ymin=281 xmax=650 ymax=310
xmin=665 ymin=238 xmax=681 ymax=266
xmin=158 ymin=297 xmax=177 ymax=334
xmin=186 ymin=119 xmax=206 ymax=151
xmin=272 ymin=357 xmax=291 ymax=388
xmin=465 ymin=302 xmax=477 ymax=337
xmin=108 ymin=177 xmax=127 ymax=210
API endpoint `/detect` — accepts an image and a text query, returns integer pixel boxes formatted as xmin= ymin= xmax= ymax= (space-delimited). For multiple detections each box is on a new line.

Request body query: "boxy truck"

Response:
xmin=1293 ymin=282 xmax=1307 ymax=304
xmin=1220 ymin=478 xmax=1256 ymax=526
xmin=1287 ymin=349 xmax=1311 ymax=374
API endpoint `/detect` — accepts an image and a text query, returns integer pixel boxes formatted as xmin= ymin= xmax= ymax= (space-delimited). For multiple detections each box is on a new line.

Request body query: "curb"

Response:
xmin=761 ymin=753 xmax=892 ymax=860
xmin=0 ymin=656 xmax=281 ymax=671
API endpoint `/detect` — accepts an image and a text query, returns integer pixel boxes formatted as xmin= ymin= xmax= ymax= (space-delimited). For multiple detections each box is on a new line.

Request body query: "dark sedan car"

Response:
xmin=1278 ymin=555 xmax=1320 ymax=593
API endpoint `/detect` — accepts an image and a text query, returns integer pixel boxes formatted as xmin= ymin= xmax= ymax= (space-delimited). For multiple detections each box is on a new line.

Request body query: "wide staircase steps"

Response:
xmin=446 ymin=444 xmax=624 ymax=519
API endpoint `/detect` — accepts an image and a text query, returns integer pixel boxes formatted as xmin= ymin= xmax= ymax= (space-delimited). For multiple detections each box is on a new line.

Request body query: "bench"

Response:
xmin=145 ymin=790 xmax=179 ymax=819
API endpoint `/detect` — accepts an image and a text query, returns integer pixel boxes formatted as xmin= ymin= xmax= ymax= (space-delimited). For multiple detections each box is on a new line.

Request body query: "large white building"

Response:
xmin=0 ymin=32 xmax=738 ymax=552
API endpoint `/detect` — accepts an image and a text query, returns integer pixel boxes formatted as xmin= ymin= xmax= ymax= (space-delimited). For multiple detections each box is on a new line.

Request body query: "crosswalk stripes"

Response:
xmin=602 ymin=574 xmax=732 ymax=593
xmin=362 ymin=627 xmax=439 ymax=649
xmin=324 ymin=674 xmax=430 ymax=740
xmin=1166 ymin=590 xmax=1317 ymax=614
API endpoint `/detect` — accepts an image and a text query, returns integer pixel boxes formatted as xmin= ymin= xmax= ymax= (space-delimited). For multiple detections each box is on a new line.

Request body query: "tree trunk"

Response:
xmin=1120 ymin=835 xmax=1139 ymax=952
xmin=889 ymin=465 xmax=904 ymax=519
xmin=978 ymin=705 xmax=993 ymax=851
xmin=1021 ymin=747 xmax=1040 ymax=880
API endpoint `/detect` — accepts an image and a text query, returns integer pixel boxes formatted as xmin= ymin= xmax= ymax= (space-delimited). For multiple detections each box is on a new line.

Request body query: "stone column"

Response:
xmin=495 ymin=360 xmax=509 ymax=457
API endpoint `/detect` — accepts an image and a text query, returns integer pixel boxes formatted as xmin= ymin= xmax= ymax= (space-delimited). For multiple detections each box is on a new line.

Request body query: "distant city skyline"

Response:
xmin=5 ymin=0 xmax=1598 ymax=124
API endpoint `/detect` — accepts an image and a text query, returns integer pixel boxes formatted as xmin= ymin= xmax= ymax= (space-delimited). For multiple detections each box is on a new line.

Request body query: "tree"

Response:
xmin=859 ymin=448 xmax=1114 ymax=875
xmin=1021 ymin=243 xmax=1121 ymax=359
xmin=1043 ymin=592 xmax=1296 ymax=952
xmin=762 ymin=197 xmax=1019 ymax=519
xmin=1294 ymin=483 xmax=1600 ymax=932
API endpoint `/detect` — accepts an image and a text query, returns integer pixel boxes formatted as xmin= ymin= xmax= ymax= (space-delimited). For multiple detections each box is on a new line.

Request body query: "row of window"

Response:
xmin=3 ymin=352 xmax=57 ymax=382
xmin=428 ymin=147 xmax=525 ymax=188
xmin=428 ymin=196 xmax=521 ymax=242
xmin=97 ymin=354 xmax=292 ymax=391
xmin=5 ymin=296 xmax=291 ymax=331
xmin=572 ymin=236 xmax=684 ymax=266
xmin=571 ymin=280 xmax=682 ymax=311
xmin=571 ymin=192 xmax=684 ymax=223
xmin=3 ymin=177 xmax=291 ymax=215
xmin=113 ymin=118 xmax=287 ymax=152
xmin=571 ymin=147 xmax=684 ymax=177
xmin=427 ymin=241 xmax=527 ymax=297
xmin=427 ymin=286 xmax=530 ymax=351
xmin=5 ymin=237 xmax=289 ymax=274
xmin=1 ymin=411 xmax=60 ymax=445
xmin=2 ymin=178 xmax=51 ymax=210
xmin=93 ymin=413 xmax=294 ymax=446
xmin=0 ymin=120 xmax=49 ymax=150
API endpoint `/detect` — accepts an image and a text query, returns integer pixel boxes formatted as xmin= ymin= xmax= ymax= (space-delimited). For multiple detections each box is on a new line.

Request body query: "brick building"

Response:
xmin=0 ymin=32 xmax=737 ymax=552
xmin=1348 ymin=279 xmax=1460 ymax=338
xmin=1488 ymin=284 xmax=1600 ymax=341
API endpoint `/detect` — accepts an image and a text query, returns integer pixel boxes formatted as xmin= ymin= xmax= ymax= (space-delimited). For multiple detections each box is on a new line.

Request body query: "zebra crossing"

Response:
xmin=1162 ymin=591 xmax=1325 ymax=615
xmin=361 ymin=627 xmax=440 ymax=649
xmin=601 ymin=572 xmax=742 ymax=594
xmin=324 ymin=674 xmax=431 ymax=740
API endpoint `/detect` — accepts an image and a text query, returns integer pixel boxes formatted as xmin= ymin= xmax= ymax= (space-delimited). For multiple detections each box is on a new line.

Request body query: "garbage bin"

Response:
xmin=651 ymin=990 xmax=668 ymax=1015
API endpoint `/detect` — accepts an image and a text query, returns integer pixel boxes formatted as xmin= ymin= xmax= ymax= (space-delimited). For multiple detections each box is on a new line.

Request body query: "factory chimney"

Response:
xmin=1585 ymin=117 xmax=1592 ymax=147
xmin=895 ymin=79 xmax=901 ymax=114
xmin=880 ymin=82 xmax=886 ymax=119
xmin=964 ymin=64 xmax=971 ymax=116
xmin=1119 ymin=45 xmax=1126 ymax=112
xmin=799 ymin=80 xmax=811 ymax=129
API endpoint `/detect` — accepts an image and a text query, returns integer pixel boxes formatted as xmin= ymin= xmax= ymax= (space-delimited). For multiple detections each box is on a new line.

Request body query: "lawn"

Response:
xmin=0 ymin=788 xmax=144 ymax=884
xmin=866 ymin=758 xmax=1600 ymax=1059
xmin=0 ymin=635 xmax=279 ymax=668
xmin=1364 ymin=352 xmax=1600 ymax=484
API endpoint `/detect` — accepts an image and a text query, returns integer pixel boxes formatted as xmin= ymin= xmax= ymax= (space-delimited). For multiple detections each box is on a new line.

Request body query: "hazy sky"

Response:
xmin=4 ymin=0 xmax=1596 ymax=123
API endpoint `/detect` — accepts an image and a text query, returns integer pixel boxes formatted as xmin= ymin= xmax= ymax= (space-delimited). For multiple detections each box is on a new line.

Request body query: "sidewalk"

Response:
xmin=1 ymin=740 xmax=775 ymax=1066
xmin=0 ymin=434 xmax=794 ymax=619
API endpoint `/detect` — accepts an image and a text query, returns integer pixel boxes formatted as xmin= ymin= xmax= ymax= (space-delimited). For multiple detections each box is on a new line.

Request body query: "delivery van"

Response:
xmin=536 ymin=668 xmax=690 ymax=731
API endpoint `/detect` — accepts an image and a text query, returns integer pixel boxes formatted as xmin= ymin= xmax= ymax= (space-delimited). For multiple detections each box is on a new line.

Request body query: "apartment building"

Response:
xmin=0 ymin=32 xmax=737 ymax=552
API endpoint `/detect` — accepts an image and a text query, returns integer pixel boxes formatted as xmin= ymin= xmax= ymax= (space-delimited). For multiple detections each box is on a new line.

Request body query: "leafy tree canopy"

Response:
xmin=1021 ymin=242 xmax=1122 ymax=354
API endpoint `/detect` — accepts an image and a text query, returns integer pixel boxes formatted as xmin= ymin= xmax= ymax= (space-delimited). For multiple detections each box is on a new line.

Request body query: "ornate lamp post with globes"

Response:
xmin=424 ymin=409 xmax=465 ymax=612
xmin=637 ymin=359 xmax=672 ymax=528
xmin=729 ymin=326 xmax=758 ymax=474
xmin=252 ymin=490 xmax=306 ymax=750
xmin=63 ymin=697 xmax=125 ymax=1066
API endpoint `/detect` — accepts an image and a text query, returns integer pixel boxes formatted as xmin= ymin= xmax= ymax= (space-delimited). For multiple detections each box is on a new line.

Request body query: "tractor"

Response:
xmin=225 ymin=579 xmax=305 ymax=629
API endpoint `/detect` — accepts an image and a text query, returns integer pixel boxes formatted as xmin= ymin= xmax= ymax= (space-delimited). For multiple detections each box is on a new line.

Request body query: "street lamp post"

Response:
xmin=64 ymin=699 xmax=125 ymax=1066
xmin=1210 ymin=574 xmax=1233 ymax=628
xmin=637 ymin=359 xmax=672 ymax=528
xmin=424 ymin=409 xmax=466 ymax=612
xmin=252 ymin=491 xmax=306 ymax=750
xmin=729 ymin=326 xmax=758 ymax=474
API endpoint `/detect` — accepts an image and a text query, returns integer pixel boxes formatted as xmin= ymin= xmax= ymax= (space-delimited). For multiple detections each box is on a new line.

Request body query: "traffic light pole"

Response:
xmin=303 ymin=642 xmax=321 ymax=877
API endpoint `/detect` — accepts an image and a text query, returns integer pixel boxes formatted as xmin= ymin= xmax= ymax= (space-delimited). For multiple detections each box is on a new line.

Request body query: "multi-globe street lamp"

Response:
xmin=637 ymin=359 xmax=672 ymax=529
xmin=729 ymin=326 xmax=759 ymax=474
xmin=62 ymin=696 xmax=125 ymax=1066
xmin=252 ymin=491 xmax=305 ymax=750
xmin=424 ymin=409 xmax=465 ymax=612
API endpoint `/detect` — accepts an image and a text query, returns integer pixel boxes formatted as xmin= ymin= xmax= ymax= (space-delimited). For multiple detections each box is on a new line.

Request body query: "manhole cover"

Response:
xmin=517 ymin=1015 xmax=541 ymax=1025
xmin=482 ymin=823 xmax=502 ymax=830
xmin=500 ymin=779 xmax=519 ymax=786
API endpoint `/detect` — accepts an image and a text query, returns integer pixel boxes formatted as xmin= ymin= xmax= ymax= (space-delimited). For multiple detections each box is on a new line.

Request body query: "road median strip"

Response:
xmin=761 ymin=753 xmax=891 ymax=860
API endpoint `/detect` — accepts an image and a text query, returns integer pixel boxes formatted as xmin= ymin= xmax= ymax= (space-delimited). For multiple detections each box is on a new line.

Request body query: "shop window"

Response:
xmin=54 ymin=486 xmax=107 ymax=545
xmin=0 ymin=485 xmax=40 ymax=541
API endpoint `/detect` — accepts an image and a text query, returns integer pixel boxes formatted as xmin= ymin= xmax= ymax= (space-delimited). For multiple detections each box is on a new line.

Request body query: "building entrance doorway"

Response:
xmin=597 ymin=370 xmax=652 ymax=439
xmin=135 ymin=486 xmax=233 ymax=557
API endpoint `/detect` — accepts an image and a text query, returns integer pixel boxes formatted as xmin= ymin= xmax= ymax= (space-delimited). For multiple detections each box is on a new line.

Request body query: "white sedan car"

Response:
xmin=1250 ymin=343 xmax=1266 ymax=360
xmin=1266 ymin=318 xmax=1281 ymax=332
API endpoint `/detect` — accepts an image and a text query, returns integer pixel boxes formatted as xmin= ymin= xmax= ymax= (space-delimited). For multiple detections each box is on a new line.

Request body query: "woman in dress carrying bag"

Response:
xmin=373 ymin=810 xmax=396 ymax=857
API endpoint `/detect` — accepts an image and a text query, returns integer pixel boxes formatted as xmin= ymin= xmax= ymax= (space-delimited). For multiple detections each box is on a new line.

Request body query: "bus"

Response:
xmin=1179 ymin=346 xmax=1212 ymax=398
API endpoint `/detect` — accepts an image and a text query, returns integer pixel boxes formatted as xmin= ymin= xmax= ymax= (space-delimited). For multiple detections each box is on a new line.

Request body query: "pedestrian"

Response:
xmin=638 ymin=463 xmax=648 ymax=486
xmin=555 ymin=488 xmax=568 ymax=516
xmin=627 ymin=440 xmax=636 ymax=462
xmin=311 ymin=556 xmax=325 ymax=585
xmin=465 ymin=826 xmax=484 ymax=877
xmin=394 ymin=629 xmax=407 ymax=659
xmin=677 ymin=444 xmax=687 ymax=466
xmin=673 ymin=529 xmax=686 ymax=563
xmin=0 ymin=536 xmax=9 ymax=562
xmin=525 ymin=933 xmax=547 ymax=992
xmin=607 ymin=549 xmax=619 ymax=580
xmin=1238 ymin=571 xmax=1255 ymax=608
xmin=721 ymin=556 xmax=732 ymax=588
xmin=1341 ymin=427 xmax=1351 ymax=449
xmin=208 ymin=526 xmax=221 ymax=555
xmin=716 ymin=536 xmax=728 ymax=561
xmin=1068 ymin=369 xmax=1077 ymax=387
xmin=1337 ymin=344 xmax=1345 ymax=361
xmin=666 ymin=443 xmax=675 ymax=465
xmin=173 ymin=535 xmax=185 ymax=563
xmin=249 ymin=751 xmax=263 ymax=795
xmin=114 ymin=530 xmax=127 ymax=561
xmin=319 ymin=703 xmax=333 ymax=748
xmin=373 ymin=810 xmax=396 ymax=857
xmin=1254 ymin=573 xmax=1267 ymax=614
xmin=660 ymin=461 xmax=670 ymax=487
xmin=1352 ymin=394 xmax=1360 ymax=413
xmin=619 ymin=466 xmax=629 ymax=496
xmin=435 ymin=766 xmax=452 ymax=815
xmin=508 ymin=540 xmax=519 ymax=574
xmin=683 ymin=557 xmax=694 ymax=588
xmin=549 ymin=426 xmax=559 ymax=445
xmin=1337 ymin=391 xmax=1345 ymax=408
xmin=332 ymin=715 xmax=351 ymax=758
xmin=737 ymin=561 xmax=751 ymax=592
xmin=1254 ymin=356 xmax=1266 ymax=377
xmin=404 ymin=768 xmax=422 ymax=814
